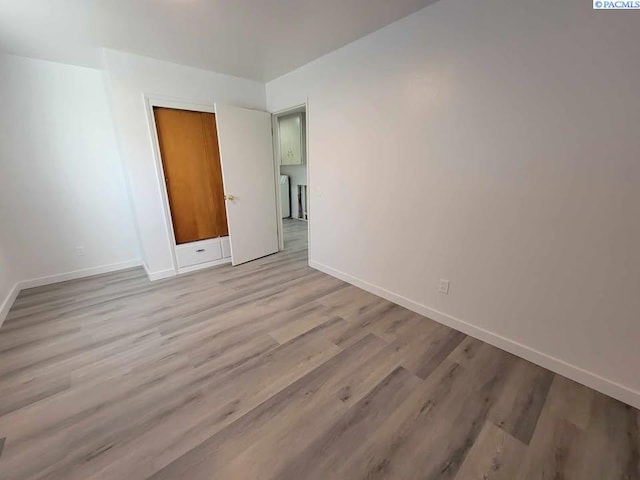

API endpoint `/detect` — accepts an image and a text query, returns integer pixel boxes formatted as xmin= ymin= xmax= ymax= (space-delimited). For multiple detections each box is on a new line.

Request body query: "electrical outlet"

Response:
xmin=438 ymin=279 xmax=450 ymax=294
xmin=76 ymin=246 xmax=85 ymax=257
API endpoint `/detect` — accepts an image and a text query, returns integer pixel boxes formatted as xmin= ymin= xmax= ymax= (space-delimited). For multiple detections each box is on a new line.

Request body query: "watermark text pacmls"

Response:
xmin=594 ymin=0 xmax=640 ymax=8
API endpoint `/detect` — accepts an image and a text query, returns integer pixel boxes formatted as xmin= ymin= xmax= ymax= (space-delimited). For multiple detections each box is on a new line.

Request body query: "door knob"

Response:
xmin=225 ymin=194 xmax=235 ymax=201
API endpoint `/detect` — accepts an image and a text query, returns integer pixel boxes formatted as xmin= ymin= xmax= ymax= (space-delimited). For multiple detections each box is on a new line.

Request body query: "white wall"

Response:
xmin=267 ymin=0 xmax=640 ymax=406
xmin=0 ymin=54 xmax=140 ymax=294
xmin=103 ymin=50 xmax=267 ymax=278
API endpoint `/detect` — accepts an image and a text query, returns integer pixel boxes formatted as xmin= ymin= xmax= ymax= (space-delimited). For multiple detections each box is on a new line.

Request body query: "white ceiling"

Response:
xmin=0 ymin=0 xmax=436 ymax=81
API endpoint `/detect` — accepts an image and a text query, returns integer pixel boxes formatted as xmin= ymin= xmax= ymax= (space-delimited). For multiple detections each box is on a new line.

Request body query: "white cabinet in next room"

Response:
xmin=278 ymin=113 xmax=303 ymax=166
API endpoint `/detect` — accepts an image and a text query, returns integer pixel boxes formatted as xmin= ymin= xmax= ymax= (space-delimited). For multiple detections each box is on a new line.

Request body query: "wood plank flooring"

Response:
xmin=0 ymin=218 xmax=638 ymax=479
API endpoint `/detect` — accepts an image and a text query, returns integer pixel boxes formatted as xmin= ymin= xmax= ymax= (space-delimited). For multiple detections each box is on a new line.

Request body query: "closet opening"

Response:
xmin=148 ymin=98 xmax=280 ymax=273
xmin=153 ymin=105 xmax=232 ymax=272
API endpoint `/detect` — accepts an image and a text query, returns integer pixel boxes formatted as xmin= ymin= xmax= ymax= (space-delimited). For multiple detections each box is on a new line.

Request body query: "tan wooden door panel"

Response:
xmin=154 ymin=107 xmax=228 ymax=244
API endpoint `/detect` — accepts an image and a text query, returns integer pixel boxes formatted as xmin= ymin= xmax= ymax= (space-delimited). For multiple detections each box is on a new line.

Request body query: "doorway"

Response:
xmin=273 ymin=105 xmax=309 ymax=254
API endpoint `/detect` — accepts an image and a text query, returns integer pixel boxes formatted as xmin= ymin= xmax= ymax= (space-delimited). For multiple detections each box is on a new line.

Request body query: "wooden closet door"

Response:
xmin=154 ymin=107 xmax=228 ymax=244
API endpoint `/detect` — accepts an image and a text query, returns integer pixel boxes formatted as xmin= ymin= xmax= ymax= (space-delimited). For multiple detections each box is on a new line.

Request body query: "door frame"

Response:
xmin=143 ymin=95 xmax=231 ymax=276
xmin=271 ymin=101 xmax=310 ymax=254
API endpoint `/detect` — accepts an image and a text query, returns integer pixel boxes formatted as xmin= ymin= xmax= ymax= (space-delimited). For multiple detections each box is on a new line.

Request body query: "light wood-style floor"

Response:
xmin=0 ymin=219 xmax=638 ymax=479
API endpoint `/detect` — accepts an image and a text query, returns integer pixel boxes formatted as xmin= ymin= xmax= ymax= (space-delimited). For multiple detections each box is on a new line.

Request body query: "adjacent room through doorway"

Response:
xmin=274 ymin=106 xmax=308 ymax=253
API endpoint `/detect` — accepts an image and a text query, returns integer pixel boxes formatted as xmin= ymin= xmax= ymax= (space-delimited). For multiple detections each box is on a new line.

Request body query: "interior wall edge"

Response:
xmin=144 ymin=265 xmax=177 ymax=282
xmin=309 ymin=259 xmax=640 ymax=410
xmin=100 ymin=61 xmax=146 ymax=265
xmin=0 ymin=283 xmax=21 ymax=329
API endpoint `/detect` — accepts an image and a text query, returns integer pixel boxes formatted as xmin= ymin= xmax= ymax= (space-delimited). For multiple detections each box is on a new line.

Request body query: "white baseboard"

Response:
xmin=18 ymin=259 xmax=142 ymax=290
xmin=144 ymin=264 xmax=176 ymax=282
xmin=309 ymin=260 xmax=640 ymax=410
xmin=178 ymin=258 xmax=231 ymax=275
xmin=0 ymin=258 xmax=142 ymax=329
xmin=0 ymin=283 xmax=21 ymax=328
xmin=144 ymin=258 xmax=231 ymax=280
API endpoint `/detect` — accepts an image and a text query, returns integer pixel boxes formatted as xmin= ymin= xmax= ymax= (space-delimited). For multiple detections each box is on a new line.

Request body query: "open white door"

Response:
xmin=215 ymin=104 xmax=279 ymax=265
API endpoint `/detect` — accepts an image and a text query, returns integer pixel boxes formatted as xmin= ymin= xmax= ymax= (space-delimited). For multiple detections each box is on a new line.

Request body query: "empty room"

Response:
xmin=0 ymin=0 xmax=638 ymax=478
